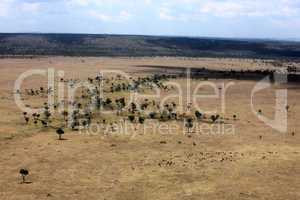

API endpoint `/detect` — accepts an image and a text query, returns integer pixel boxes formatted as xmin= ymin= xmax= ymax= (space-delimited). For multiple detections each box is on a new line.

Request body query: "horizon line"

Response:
xmin=0 ymin=32 xmax=299 ymax=43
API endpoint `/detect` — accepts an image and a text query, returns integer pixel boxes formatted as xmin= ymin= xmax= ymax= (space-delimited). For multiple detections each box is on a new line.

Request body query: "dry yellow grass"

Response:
xmin=0 ymin=57 xmax=299 ymax=200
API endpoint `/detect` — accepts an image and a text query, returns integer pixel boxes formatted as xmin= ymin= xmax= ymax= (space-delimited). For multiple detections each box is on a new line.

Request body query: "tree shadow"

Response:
xmin=19 ymin=181 xmax=32 ymax=184
xmin=58 ymin=138 xmax=68 ymax=141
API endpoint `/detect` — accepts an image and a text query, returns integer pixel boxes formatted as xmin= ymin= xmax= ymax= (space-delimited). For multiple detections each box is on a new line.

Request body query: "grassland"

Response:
xmin=0 ymin=57 xmax=299 ymax=200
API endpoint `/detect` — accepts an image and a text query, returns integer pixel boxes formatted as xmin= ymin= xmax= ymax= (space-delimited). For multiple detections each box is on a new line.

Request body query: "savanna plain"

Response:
xmin=0 ymin=57 xmax=299 ymax=200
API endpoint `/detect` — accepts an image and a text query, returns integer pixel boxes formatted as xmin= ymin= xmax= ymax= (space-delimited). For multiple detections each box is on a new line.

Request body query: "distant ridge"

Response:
xmin=0 ymin=33 xmax=300 ymax=59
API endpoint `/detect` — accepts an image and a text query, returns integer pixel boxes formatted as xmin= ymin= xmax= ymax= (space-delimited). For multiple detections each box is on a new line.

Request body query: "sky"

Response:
xmin=0 ymin=0 xmax=300 ymax=39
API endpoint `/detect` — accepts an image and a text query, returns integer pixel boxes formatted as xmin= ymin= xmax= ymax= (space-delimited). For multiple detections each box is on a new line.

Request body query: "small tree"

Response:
xmin=185 ymin=118 xmax=194 ymax=134
xmin=149 ymin=112 xmax=157 ymax=119
xmin=23 ymin=112 xmax=29 ymax=124
xmin=62 ymin=111 xmax=68 ymax=121
xmin=131 ymin=103 xmax=137 ymax=113
xmin=25 ymin=117 xmax=29 ymax=124
xmin=19 ymin=169 xmax=29 ymax=183
xmin=211 ymin=115 xmax=220 ymax=123
xmin=258 ymin=109 xmax=262 ymax=115
xmin=56 ymin=128 xmax=65 ymax=140
xmin=286 ymin=105 xmax=290 ymax=111
xmin=105 ymin=98 xmax=112 ymax=106
xmin=139 ymin=116 xmax=145 ymax=124
xmin=195 ymin=111 xmax=203 ymax=120
xmin=41 ymin=120 xmax=48 ymax=127
xmin=116 ymin=98 xmax=126 ymax=114
xmin=128 ymin=115 xmax=135 ymax=123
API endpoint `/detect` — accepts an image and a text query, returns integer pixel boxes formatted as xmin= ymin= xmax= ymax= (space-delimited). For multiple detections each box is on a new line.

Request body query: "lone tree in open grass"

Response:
xmin=185 ymin=118 xmax=194 ymax=134
xmin=19 ymin=168 xmax=29 ymax=183
xmin=56 ymin=128 xmax=65 ymax=140
xmin=233 ymin=115 xmax=237 ymax=120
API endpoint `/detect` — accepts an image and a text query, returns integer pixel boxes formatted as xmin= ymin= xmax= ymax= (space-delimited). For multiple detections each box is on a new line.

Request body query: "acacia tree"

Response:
xmin=130 ymin=103 xmax=137 ymax=114
xmin=19 ymin=169 xmax=29 ymax=183
xmin=62 ymin=111 xmax=68 ymax=126
xmin=211 ymin=115 xmax=220 ymax=123
xmin=185 ymin=118 xmax=194 ymax=134
xmin=23 ymin=112 xmax=29 ymax=124
xmin=139 ymin=116 xmax=145 ymax=124
xmin=56 ymin=128 xmax=65 ymax=140
xmin=149 ymin=112 xmax=157 ymax=119
xmin=195 ymin=111 xmax=203 ymax=120
xmin=105 ymin=98 xmax=112 ymax=109
xmin=233 ymin=115 xmax=237 ymax=120
xmin=116 ymin=98 xmax=126 ymax=115
xmin=128 ymin=115 xmax=135 ymax=123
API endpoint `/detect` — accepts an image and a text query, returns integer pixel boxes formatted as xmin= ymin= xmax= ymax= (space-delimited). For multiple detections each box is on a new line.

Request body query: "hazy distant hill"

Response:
xmin=0 ymin=33 xmax=300 ymax=58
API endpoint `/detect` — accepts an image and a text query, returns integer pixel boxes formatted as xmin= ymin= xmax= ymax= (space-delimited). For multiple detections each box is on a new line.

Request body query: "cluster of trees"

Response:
xmin=21 ymin=73 xmax=240 ymax=139
xmin=24 ymin=87 xmax=52 ymax=96
xmin=22 ymin=103 xmax=52 ymax=127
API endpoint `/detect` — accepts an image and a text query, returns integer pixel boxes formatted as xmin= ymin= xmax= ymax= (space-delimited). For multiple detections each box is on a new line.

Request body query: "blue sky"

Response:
xmin=0 ymin=0 xmax=300 ymax=39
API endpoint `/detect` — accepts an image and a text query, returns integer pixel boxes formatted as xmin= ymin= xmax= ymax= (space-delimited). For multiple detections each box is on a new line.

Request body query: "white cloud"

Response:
xmin=144 ymin=0 xmax=152 ymax=5
xmin=0 ymin=0 xmax=42 ymax=17
xmin=19 ymin=2 xmax=41 ymax=13
xmin=67 ymin=0 xmax=90 ymax=7
xmin=89 ymin=10 xmax=133 ymax=22
xmin=0 ymin=0 xmax=14 ymax=17
xmin=203 ymin=0 xmax=300 ymax=18
xmin=157 ymin=0 xmax=300 ymax=20
xmin=159 ymin=7 xmax=175 ymax=21
xmin=200 ymin=1 xmax=244 ymax=17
